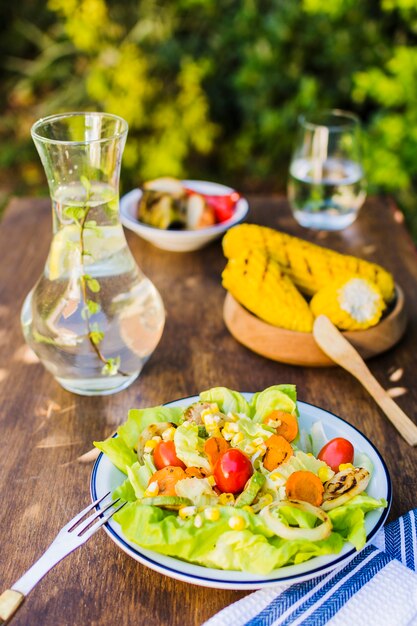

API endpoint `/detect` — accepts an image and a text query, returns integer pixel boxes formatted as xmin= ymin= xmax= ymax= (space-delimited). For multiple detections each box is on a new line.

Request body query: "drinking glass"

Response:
xmin=21 ymin=112 xmax=165 ymax=395
xmin=288 ymin=110 xmax=366 ymax=230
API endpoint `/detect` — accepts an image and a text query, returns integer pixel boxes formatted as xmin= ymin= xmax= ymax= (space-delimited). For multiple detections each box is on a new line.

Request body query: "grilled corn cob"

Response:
xmin=222 ymin=248 xmax=314 ymax=332
xmin=222 ymin=224 xmax=395 ymax=303
xmin=310 ymin=277 xmax=386 ymax=330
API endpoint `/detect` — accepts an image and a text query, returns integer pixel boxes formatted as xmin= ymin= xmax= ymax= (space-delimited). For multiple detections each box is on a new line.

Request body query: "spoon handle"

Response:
xmin=313 ymin=315 xmax=417 ymax=446
xmin=349 ymin=360 xmax=417 ymax=446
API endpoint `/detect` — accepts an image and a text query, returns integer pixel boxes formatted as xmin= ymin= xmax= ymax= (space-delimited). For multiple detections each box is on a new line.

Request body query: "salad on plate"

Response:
xmin=94 ymin=385 xmax=387 ymax=575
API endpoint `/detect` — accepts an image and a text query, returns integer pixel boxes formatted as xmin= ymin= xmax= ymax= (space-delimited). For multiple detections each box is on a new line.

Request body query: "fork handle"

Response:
xmin=0 ymin=539 xmax=74 ymax=623
xmin=0 ymin=590 xmax=24 ymax=624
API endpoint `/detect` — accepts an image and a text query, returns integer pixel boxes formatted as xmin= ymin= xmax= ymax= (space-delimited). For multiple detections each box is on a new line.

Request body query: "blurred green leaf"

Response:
xmin=1 ymin=0 xmax=417 ymax=239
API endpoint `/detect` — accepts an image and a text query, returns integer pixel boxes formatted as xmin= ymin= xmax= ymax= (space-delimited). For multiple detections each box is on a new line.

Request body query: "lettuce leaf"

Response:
xmin=94 ymin=406 xmax=183 ymax=472
xmin=117 ymin=406 xmax=183 ymax=449
xmin=174 ymin=422 xmax=212 ymax=474
xmin=310 ymin=421 xmax=328 ymax=457
xmin=229 ymin=415 xmax=275 ymax=454
xmin=251 ymin=385 xmax=297 ymax=422
xmin=114 ymin=502 xmax=344 ymax=574
xmin=93 ymin=436 xmax=136 ymax=474
xmin=113 ymin=477 xmax=137 ymax=502
xmin=328 ymin=494 xmax=387 ymax=550
xmin=199 ymin=387 xmax=251 ymax=416
xmin=127 ymin=455 xmax=157 ymax=499
xmin=175 ymin=477 xmax=218 ymax=505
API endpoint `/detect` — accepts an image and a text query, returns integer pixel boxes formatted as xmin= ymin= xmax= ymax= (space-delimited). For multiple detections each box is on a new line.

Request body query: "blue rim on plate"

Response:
xmin=90 ymin=396 xmax=392 ymax=590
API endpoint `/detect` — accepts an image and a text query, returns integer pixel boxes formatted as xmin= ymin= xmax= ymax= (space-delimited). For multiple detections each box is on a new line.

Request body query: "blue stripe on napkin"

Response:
xmin=383 ymin=509 xmax=417 ymax=571
xmin=296 ymin=550 xmax=392 ymax=626
xmin=205 ymin=510 xmax=417 ymax=626
xmin=245 ymin=545 xmax=391 ymax=626
xmin=244 ymin=574 xmax=328 ymax=626
xmin=402 ymin=511 xmax=415 ymax=571
xmin=384 ymin=514 xmax=404 ymax=563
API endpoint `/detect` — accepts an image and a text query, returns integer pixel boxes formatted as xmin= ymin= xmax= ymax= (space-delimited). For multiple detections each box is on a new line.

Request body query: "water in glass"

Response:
xmin=288 ymin=111 xmax=366 ymax=230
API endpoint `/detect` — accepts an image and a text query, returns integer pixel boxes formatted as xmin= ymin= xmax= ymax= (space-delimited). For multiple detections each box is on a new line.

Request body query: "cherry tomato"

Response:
xmin=213 ymin=449 xmax=253 ymax=494
xmin=153 ymin=440 xmax=186 ymax=470
xmin=204 ymin=192 xmax=240 ymax=223
xmin=317 ymin=437 xmax=354 ymax=472
xmin=183 ymin=187 xmax=240 ymax=223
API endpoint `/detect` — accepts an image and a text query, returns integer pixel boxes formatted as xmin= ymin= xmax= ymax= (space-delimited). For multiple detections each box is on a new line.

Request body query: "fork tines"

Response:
xmin=63 ymin=492 xmax=126 ymax=540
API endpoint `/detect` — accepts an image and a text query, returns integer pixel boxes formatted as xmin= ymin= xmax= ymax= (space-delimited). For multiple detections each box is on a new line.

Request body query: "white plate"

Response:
xmin=119 ymin=180 xmax=249 ymax=252
xmin=90 ymin=395 xmax=391 ymax=590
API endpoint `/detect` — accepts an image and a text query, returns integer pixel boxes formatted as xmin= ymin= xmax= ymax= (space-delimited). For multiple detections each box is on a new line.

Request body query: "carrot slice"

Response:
xmin=149 ymin=466 xmax=186 ymax=496
xmin=264 ymin=410 xmax=298 ymax=442
xmin=285 ymin=470 xmax=324 ymax=507
xmin=185 ymin=466 xmax=205 ymax=479
xmin=263 ymin=434 xmax=293 ymax=471
xmin=204 ymin=436 xmax=230 ymax=468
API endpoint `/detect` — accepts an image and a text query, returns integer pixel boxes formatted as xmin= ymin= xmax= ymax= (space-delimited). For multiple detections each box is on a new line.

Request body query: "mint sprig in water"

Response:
xmin=75 ymin=176 xmax=127 ymax=377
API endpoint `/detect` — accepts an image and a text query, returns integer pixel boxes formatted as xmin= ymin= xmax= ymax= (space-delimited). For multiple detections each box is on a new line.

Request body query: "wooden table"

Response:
xmin=1 ymin=195 xmax=416 ymax=626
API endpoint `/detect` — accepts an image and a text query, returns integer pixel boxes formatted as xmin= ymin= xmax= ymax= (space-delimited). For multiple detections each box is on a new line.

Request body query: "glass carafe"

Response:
xmin=21 ymin=112 xmax=165 ymax=395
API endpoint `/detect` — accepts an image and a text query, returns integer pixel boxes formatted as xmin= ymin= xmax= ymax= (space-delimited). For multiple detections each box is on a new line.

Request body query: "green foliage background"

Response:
xmin=2 ymin=0 xmax=417 ymax=238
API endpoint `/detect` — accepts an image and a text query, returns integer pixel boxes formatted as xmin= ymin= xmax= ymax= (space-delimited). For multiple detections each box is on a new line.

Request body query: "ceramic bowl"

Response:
xmin=120 ymin=180 xmax=249 ymax=252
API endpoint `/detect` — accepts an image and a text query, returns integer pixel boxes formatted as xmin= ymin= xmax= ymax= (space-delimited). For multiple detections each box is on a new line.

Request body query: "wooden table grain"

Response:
xmin=0 ymin=195 xmax=416 ymax=626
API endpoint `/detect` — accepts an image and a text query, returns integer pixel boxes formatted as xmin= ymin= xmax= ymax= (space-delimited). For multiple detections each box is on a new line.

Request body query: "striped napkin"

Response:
xmin=204 ymin=509 xmax=417 ymax=626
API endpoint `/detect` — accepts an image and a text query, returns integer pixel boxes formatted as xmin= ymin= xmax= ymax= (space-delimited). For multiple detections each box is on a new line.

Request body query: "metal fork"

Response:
xmin=0 ymin=493 xmax=125 ymax=624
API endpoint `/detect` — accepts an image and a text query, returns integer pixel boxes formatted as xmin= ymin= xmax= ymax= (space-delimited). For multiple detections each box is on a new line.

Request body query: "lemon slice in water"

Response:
xmin=46 ymin=224 xmax=126 ymax=281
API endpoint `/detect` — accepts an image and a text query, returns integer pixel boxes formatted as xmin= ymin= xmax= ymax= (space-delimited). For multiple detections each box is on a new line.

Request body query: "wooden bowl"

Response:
xmin=223 ymin=285 xmax=407 ymax=367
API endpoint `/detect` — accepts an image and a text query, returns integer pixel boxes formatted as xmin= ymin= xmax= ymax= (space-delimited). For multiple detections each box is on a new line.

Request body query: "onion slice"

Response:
xmin=322 ymin=467 xmax=370 ymax=511
xmin=261 ymin=499 xmax=332 ymax=541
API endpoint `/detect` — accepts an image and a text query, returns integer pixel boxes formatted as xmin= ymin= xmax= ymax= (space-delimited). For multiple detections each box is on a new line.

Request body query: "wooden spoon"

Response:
xmin=313 ymin=315 xmax=417 ymax=446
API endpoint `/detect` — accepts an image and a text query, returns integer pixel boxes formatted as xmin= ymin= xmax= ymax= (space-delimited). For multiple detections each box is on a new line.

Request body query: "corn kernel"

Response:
xmin=218 ymin=493 xmax=235 ymax=505
xmin=162 ymin=427 xmax=176 ymax=441
xmin=244 ymin=444 xmax=256 ymax=455
xmin=194 ymin=514 xmax=203 ymax=528
xmin=202 ymin=412 xmax=214 ymax=425
xmin=339 ymin=463 xmax=355 ymax=471
xmin=207 ymin=475 xmax=216 ymax=486
xmin=222 ymin=429 xmax=233 ymax=441
xmin=266 ymin=418 xmax=280 ymax=428
xmin=204 ymin=507 xmax=220 ymax=521
xmin=242 ymin=505 xmax=254 ymax=514
xmin=228 ymin=413 xmax=240 ymax=422
xmin=228 ymin=515 xmax=246 ymax=531
xmin=252 ymin=493 xmax=273 ymax=512
xmin=231 ymin=432 xmax=244 ymax=446
xmin=207 ymin=426 xmax=221 ymax=438
xmin=152 ymin=435 xmax=162 ymax=442
xmin=143 ymin=481 xmax=159 ymax=497
xmin=262 ymin=493 xmax=273 ymax=505
xmin=224 ymin=422 xmax=239 ymax=433
xmin=318 ymin=466 xmax=334 ymax=482
xmin=144 ymin=439 xmax=158 ymax=453
xmin=253 ymin=437 xmax=265 ymax=446
xmin=201 ymin=404 xmax=220 ymax=422
xmin=179 ymin=506 xmax=197 ymax=519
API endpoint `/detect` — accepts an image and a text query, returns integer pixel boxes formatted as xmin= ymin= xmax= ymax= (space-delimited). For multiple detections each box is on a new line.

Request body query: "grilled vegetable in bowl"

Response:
xmin=137 ymin=177 xmax=239 ymax=231
xmin=310 ymin=277 xmax=386 ymax=330
xmin=221 ymin=223 xmax=405 ymax=365
xmin=222 ymin=224 xmax=395 ymax=333
xmin=93 ymin=385 xmax=387 ymax=575
xmin=138 ymin=178 xmax=188 ymax=229
xmin=223 ymin=224 xmax=395 ymax=303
